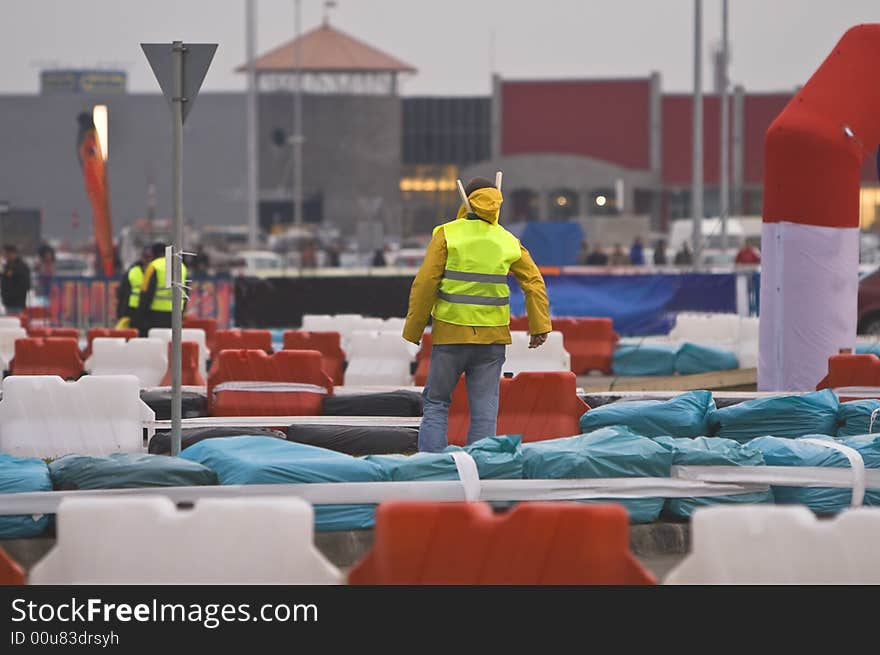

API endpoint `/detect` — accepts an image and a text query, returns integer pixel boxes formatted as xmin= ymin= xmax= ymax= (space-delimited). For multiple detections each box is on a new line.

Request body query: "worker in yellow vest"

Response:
xmin=403 ymin=176 xmax=551 ymax=452
xmin=137 ymin=242 xmax=188 ymax=337
xmin=115 ymin=246 xmax=151 ymax=330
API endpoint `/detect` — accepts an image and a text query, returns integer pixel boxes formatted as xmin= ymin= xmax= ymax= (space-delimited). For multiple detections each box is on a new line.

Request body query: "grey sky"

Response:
xmin=2 ymin=0 xmax=878 ymax=96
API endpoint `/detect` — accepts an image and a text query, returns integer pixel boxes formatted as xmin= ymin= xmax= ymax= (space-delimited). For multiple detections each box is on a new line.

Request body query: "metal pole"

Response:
xmin=719 ymin=0 xmax=730 ymax=256
xmin=691 ymin=0 xmax=704 ymax=267
xmin=171 ymin=41 xmax=185 ymax=456
xmin=293 ymin=0 xmax=304 ymax=226
xmin=246 ymin=0 xmax=259 ymax=247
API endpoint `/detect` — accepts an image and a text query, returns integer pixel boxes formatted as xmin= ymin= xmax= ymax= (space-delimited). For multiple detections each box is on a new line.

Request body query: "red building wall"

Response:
xmin=501 ymin=79 xmax=651 ymax=170
xmin=501 ymin=80 xmax=877 ymax=187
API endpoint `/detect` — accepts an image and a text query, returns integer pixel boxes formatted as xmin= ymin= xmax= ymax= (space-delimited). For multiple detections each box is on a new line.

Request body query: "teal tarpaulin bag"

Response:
xmin=654 ymin=436 xmax=772 ymax=517
xmin=49 ymin=453 xmax=218 ymax=490
xmin=181 ymin=436 xmax=388 ymax=531
xmin=0 ymin=453 xmax=51 ymax=539
xmin=674 ymin=343 xmax=739 ymax=375
xmin=708 ymin=389 xmax=839 ymax=441
xmin=612 ymin=343 xmax=676 ymax=376
xmin=579 ymin=390 xmax=715 ymax=438
xmin=368 ymin=435 xmax=523 ymax=481
xmin=522 ymin=427 xmax=673 ymax=523
xmin=748 ymin=435 xmax=878 ymax=513
xmin=836 ymin=399 xmax=880 ymax=438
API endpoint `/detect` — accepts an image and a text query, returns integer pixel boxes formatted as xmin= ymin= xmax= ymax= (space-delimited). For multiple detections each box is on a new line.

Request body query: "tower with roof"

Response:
xmin=238 ymin=18 xmax=416 ymax=243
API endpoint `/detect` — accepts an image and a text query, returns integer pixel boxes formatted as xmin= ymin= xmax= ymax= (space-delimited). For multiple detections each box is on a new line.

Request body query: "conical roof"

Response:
xmin=238 ymin=22 xmax=416 ymax=74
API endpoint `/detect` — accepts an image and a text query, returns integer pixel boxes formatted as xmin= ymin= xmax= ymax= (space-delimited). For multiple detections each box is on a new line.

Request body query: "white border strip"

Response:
xmin=0 ymin=477 xmax=768 ymax=517
xmin=147 ymin=416 xmax=423 ymax=429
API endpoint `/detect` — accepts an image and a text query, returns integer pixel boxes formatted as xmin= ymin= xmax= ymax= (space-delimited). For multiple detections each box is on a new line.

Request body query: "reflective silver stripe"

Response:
xmin=443 ymin=269 xmax=508 ymax=284
xmin=437 ymin=291 xmax=509 ymax=306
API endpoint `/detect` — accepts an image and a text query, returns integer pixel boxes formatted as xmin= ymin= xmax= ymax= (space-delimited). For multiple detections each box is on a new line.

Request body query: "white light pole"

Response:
xmin=246 ymin=0 xmax=259 ymax=246
xmin=719 ymin=0 xmax=730 ymax=257
xmin=691 ymin=0 xmax=704 ymax=267
xmin=292 ymin=0 xmax=304 ymax=226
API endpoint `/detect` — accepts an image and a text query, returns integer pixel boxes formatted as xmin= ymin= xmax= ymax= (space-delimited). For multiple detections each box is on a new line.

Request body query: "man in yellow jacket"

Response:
xmin=137 ymin=242 xmax=188 ymax=337
xmin=403 ymin=176 xmax=551 ymax=452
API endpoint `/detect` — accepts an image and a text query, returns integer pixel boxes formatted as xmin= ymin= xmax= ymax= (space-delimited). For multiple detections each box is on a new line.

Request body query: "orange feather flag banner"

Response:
xmin=76 ymin=112 xmax=114 ymax=277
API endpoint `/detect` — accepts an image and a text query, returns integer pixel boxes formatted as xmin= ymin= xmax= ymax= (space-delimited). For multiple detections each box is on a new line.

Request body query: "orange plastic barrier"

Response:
xmin=413 ymin=332 xmax=432 ymax=386
xmin=27 ymin=327 xmax=79 ymax=340
xmin=183 ymin=317 xmax=218 ymax=354
xmin=10 ymin=337 xmax=83 ymax=379
xmin=552 ymin=317 xmax=619 ymax=374
xmin=816 ymin=353 xmax=880 ymax=400
xmin=160 ymin=341 xmax=207 ymax=386
xmin=210 ymin=329 xmax=273 ymax=375
xmin=0 ymin=548 xmax=25 ymax=585
xmin=208 ymin=349 xmax=333 ymax=416
xmin=447 ymin=371 xmax=589 ymax=446
xmin=282 ymin=331 xmax=346 ymax=386
xmin=348 ymin=502 xmax=655 ymax=585
xmin=84 ymin=328 xmax=138 ymax=359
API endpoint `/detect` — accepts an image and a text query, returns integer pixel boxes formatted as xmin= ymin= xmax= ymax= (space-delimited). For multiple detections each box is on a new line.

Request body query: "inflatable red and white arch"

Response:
xmin=759 ymin=24 xmax=880 ymax=391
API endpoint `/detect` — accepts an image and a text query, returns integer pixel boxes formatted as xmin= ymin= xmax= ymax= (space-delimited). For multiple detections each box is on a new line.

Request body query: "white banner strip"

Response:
xmin=147 ymin=416 xmax=423 ymax=430
xmin=0 ymin=477 xmax=768 ymax=517
xmin=673 ymin=465 xmax=880 ymax=489
xmin=449 ymin=451 xmax=481 ymax=502
xmin=212 ymin=382 xmax=328 ymax=394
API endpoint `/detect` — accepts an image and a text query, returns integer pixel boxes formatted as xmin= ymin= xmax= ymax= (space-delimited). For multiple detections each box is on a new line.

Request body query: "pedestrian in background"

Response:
xmin=674 ymin=241 xmax=693 ymax=266
xmin=585 ymin=244 xmax=608 ymax=266
xmin=609 ymin=243 xmax=631 ymax=266
xmin=115 ymin=246 xmax=151 ymax=330
xmin=653 ymin=239 xmax=668 ymax=265
xmin=1 ymin=244 xmax=30 ymax=315
xmin=629 ymin=237 xmax=645 ymax=266
xmin=137 ymin=242 xmax=187 ymax=337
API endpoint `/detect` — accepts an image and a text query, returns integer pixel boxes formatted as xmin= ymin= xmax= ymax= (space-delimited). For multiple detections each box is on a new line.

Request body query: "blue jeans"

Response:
xmin=418 ymin=343 xmax=506 ymax=453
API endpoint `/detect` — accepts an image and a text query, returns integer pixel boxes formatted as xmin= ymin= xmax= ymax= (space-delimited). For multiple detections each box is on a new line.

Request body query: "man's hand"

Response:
xmin=529 ymin=332 xmax=549 ymax=349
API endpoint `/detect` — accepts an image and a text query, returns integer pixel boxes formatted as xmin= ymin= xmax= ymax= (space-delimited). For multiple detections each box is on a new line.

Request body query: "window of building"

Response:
xmin=510 ymin=189 xmax=539 ymax=222
xmin=402 ymin=97 xmax=491 ymax=166
xmin=548 ymin=189 xmax=578 ymax=220
xmin=589 ymin=189 xmax=619 ymax=216
xmin=861 ymin=186 xmax=880 ymax=230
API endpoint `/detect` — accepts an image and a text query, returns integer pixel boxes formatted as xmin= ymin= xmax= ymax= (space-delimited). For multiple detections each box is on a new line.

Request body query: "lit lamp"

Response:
xmin=92 ymin=105 xmax=108 ymax=161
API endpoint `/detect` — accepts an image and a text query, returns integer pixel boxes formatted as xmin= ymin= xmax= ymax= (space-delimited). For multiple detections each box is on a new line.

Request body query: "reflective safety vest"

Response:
xmin=147 ymin=257 xmax=188 ymax=313
xmin=431 ymin=217 xmax=521 ymax=327
xmin=127 ymin=264 xmax=144 ymax=309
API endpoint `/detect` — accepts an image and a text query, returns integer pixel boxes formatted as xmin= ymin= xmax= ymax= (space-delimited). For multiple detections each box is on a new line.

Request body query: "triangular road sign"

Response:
xmin=141 ymin=42 xmax=217 ymax=123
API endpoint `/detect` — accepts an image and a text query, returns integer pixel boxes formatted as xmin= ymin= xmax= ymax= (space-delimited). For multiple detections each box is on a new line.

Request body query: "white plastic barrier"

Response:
xmin=670 ymin=312 xmax=741 ymax=346
xmin=380 ymin=317 xmax=406 ymax=332
xmin=84 ymin=338 xmax=168 ymax=387
xmin=665 ymin=505 xmax=880 ymax=584
xmin=344 ymin=330 xmax=414 ymax=386
xmin=29 ymin=496 xmax=341 ymax=584
xmin=0 ymin=375 xmax=153 ymax=459
xmin=735 ymin=316 xmax=760 ymax=369
xmin=301 ymin=314 xmax=337 ymax=332
xmin=503 ymin=331 xmax=570 ymax=375
xmin=148 ymin=328 xmax=208 ymax=379
xmin=0 ymin=317 xmax=22 ymax=329
xmin=0 ymin=327 xmax=26 ymax=369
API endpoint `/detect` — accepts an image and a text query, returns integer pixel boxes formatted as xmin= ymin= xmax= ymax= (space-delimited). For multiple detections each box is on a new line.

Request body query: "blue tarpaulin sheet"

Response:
xmin=519 ymin=222 xmax=585 ymax=266
xmin=509 ymin=273 xmax=738 ymax=335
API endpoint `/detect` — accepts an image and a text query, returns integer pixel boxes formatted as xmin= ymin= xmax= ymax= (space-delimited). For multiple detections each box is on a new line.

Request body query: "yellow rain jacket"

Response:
xmin=403 ymin=186 xmax=551 ymax=345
